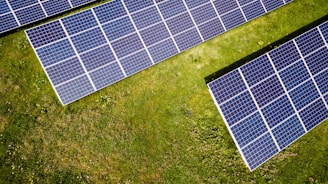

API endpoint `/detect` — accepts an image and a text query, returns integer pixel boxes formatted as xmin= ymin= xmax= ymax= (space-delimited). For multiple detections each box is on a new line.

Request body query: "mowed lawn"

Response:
xmin=0 ymin=0 xmax=328 ymax=183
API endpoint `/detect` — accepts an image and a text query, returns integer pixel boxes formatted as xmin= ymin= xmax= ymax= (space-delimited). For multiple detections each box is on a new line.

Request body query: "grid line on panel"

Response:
xmin=181 ymin=0 xmax=204 ymax=41
xmin=37 ymin=0 xmax=48 ymax=17
xmin=238 ymin=68 xmax=281 ymax=151
xmin=240 ymin=124 xmax=269 ymax=150
xmin=267 ymin=53 xmax=308 ymax=132
xmin=259 ymin=0 xmax=268 ymax=12
xmin=59 ymin=20 xmax=96 ymax=91
xmin=299 ymin=96 xmax=322 ymax=112
xmin=128 ymin=3 xmax=156 ymax=16
xmin=5 ymin=0 xmax=20 ymax=26
xmin=68 ymin=0 xmax=74 ymax=8
xmin=91 ymin=9 xmax=127 ymax=77
xmin=54 ymin=73 xmax=86 ymax=88
xmin=121 ymin=0 xmax=155 ymax=65
xmin=318 ymin=27 xmax=328 ymax=47
xmin=235 ymin=0 xmax=248 ymax=21
xmin=209 ymin=0 xmax=227 ymax=31
xmin=293 ymin=40 xmax=328 ymax=110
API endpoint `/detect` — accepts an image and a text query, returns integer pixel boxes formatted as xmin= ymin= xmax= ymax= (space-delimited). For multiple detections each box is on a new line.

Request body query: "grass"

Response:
xmin=0 ymin=0 xmax=328 ymax=183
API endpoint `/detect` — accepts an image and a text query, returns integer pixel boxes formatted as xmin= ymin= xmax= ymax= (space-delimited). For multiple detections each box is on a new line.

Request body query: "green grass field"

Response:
xmin=1 ymin=0 xmax=328 ymax=183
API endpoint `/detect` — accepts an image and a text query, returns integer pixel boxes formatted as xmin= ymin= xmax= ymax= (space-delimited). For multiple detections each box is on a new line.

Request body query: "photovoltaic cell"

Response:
xmin=271 ymin=115 xmax=305 ymax=150
xmin=241 ymin=55 xmax=274 ymax=87
xmin=314 ymin=70 xmax=328 ymax=95
xmin=242 ymin=1 xmax=266 ymax=21
xmin=221 ymin=9 xmax=246 ymax=30
xmin=279 ymin=60 xmax=311 ymax=91
xmin=89 ymin=62 xmax=125 ymax=90
xmin=80 ymin=45 xmax=116 ymax=71
xmin=26 ymin=0 xmax=291 ymax=105
xmin=269 ymin=41 xmax=301 ymax=71
xmin=0 ymin=0 xmax=95 ymax=34
xmin=208 ymin=21 xmax=328 ymax=171
xmin=304 ymin=47 xmax=328 ymax=75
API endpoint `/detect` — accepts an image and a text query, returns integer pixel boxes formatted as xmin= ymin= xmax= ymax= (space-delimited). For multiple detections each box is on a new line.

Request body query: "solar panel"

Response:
xmin=208 ymin=21 xmax=328 ymax=171
xmin=0 ymin=0 xmax=95 ymax=34
xmin=26 ymin=0 xmax=291 ymax=105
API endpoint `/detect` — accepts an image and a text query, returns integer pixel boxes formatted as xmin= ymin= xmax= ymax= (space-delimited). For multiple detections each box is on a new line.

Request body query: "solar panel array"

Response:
xmin=208 ymin=21 xmax=328 ymax=171
xmin=25 ymin=0 xmax=291 ymax=105
xmin=0 ymin=0 xmax=95 ymax=34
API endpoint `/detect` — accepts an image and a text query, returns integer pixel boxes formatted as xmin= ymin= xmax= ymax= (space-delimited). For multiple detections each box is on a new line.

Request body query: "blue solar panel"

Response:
xmin=119 ymin=50 xmax=152 ymax=76
xmin=174 ymin=28 xmax=202 ymax=51
xmin=269 ymin=41 xmax=301 ymax=71
xmin=271 ymin=115 xmax=305 ymax=149
xmin=208 ymin=70 xmax=247 ymax=104
xmin=184 ymin=0 xmax=209 ymax=8
xmin=36 ymin=39 xmax=75 ymax=67
xmin=241 ymin=55 xmax=275 ymax=87
xmin=140 ymin=23 xmax=171 ymax=46
xmin=279 ymin=60 xmax=311 ymax=90
xmin=124 ymin=0 xmax=153 ymax=13
xmin=198 ymin=18 xmax=225 ymax=40
xmin=221 ymin=9 xmax=246 ymax=30
xmin=0 ymin=1 xmax=10 ymax=14
xmin=157 ymin=0 xmax=186 ymax=18
xmin=289 ymin=80 xmax=321 ymax=110
xmin=0 ymin=0 xmax=95 ymax=34
xmin=26 ymin=21 xmax=66 ymax=48
xmin=46 ymin=57 xmax=85 ymax=86
xmin=220 ymin=91 xmax=257 ymax=126
xmin=15 ymin=4 xmax=46 ymax=25
xmin=314 ymin=70 xmax=328 ymax=95
xmin=8 ymin=0 xmax=38 ymax=10
xmin=320 ymin=22 xmax=328 ymax=43
xmin=242 ymin=0 xmax=266 ymax=21
xmin=238 ymin=0 xmax=254 ymax=6
xmin=111 ymin=33 xmax=144 ymax=58
xmin=26 ymin=0 xmax=291 ymax=105
xmin=231 ymin=112 xmax=268 ymax=148
xmin=213 ymin=0 xmax=238 ymax=15
xmin=208 ymin=21 xmax=328 ymax=171
xmin=262 ymin=95 xmax=295 ymax=128
xmin=166 ymin=12 xmax=195 ymax=35
xmin=89 ymin=62 xmax=125 ymax=90
xmin=262 ymin=0 xmax=284 ymax=11
xmin=102 ymin=16 xmax=135 ymax=41
xmin=242 ymin=132 xmax=278 ymax=171
xmin=0 ymin=13 xmax=19 ymax=33
xmin=55 ymin=75 xmax=94 ymax=105
xmin=93 ymin=1 xmax=126 ymax=24
xmin=80 ymin=45 xmax=116 ymax=71
xmin=42 ymin=0 xmax=71 ymax=16
xmin=190 ymin=3 xmax=217 ymax=25
xmin=62 ymin=10 xmax=98 ymax=35
xmin=251 ymin=76 xmax=285 ymax=107
xmin=295 ymin=29 xmax=325 ymax=56
xmin=71 ymin=27 xmax=107 ymax=53
xmin=148 ymin=39 xmax=178 ymax=63
xmin=299 ymin=99 xmax=328 ymax=131
xmin=304 ymin=47 xmax=328 ymax=75
xmin=132 ymin=6 xmax=162 ymax=29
